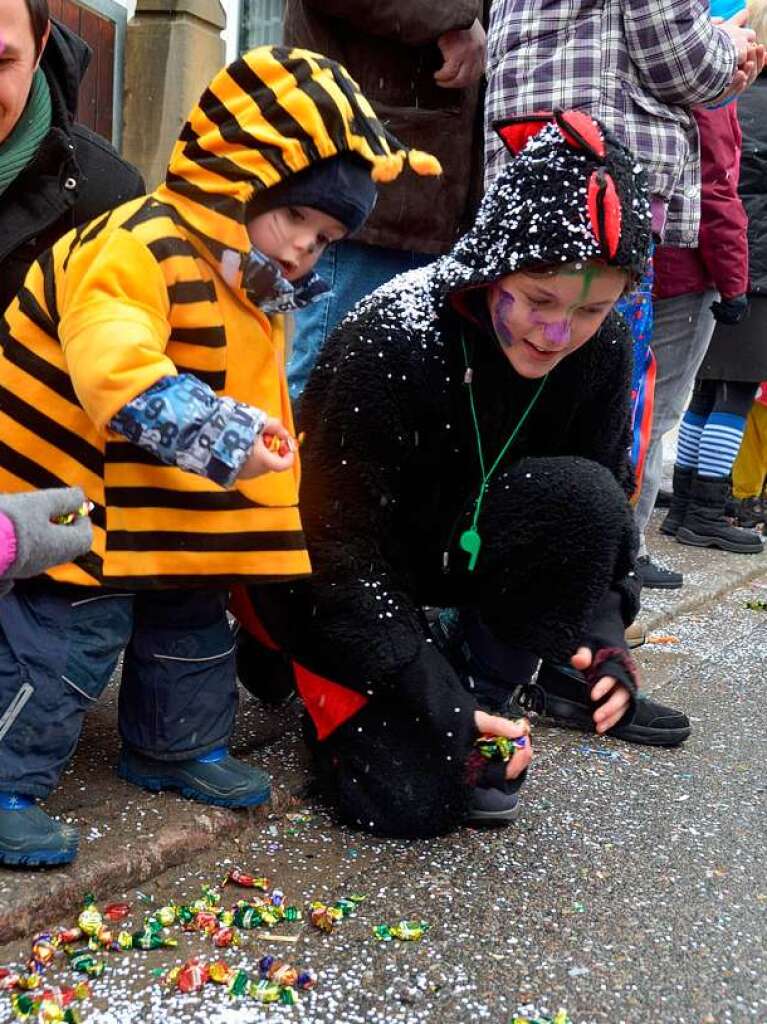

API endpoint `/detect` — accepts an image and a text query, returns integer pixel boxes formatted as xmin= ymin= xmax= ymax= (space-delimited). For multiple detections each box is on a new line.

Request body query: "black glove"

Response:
xmin=710 ymin=294 xmax=749 ymax=326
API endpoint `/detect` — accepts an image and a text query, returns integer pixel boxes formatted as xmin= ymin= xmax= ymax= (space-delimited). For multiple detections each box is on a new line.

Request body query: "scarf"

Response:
xmin=0 ymin=69 xmax=53 ymax=198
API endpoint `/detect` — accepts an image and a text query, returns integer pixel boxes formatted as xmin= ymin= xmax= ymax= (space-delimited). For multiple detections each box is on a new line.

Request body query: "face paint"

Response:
xmin=491 ymin=288 xmax=516 ymax=347
xmin=542 ymin=318 xmax=571 ymax=345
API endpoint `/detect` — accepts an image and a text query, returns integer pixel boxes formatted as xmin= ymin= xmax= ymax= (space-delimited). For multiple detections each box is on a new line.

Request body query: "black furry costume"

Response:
xmin=237 ymin=116 xmax=652 ymax=839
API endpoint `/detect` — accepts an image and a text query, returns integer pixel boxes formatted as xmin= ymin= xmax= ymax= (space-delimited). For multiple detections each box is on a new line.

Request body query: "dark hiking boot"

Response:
xmin=236 ymin=632 xmax=296 ymax=706
xmin=0 ymin=798 xmax=79 ymax=867
xmin=655 ymin=487 xmax=673 ymax=509
xmin=636 ymin=555 xmax=683 ymax=589
xmin=533 ymin=663 xmax=691 ymax=746
xmin=117 ymin=748 xmax=271 ymax=808
xmin=659 ymin=466 xmax=694 ymax=536
xmin=730 ymin=495 xmax=766 ymax=530
xmin=466 ymin=787 xmax=521 ymax=826
xmin=677 ymin=474 xmax=764 ymax=554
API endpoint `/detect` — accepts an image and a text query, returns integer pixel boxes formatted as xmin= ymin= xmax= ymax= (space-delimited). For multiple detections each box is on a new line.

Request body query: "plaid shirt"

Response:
xmin=485 ymin=0 xmax=737 ymax=245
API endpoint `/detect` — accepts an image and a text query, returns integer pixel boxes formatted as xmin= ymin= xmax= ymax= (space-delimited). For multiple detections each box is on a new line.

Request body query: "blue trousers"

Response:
xmin=0 ymin=582 xmax=237 ymax=798
xmin=288 ymin=240 xmax=434 ymax=401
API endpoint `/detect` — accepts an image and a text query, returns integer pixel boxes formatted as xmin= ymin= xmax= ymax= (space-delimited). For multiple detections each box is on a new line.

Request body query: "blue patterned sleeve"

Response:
xmin=108 ymin=375 xmax=267 ymax=488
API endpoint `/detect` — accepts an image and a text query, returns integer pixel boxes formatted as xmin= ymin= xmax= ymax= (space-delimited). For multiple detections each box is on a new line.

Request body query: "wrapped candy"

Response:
xmin=224 ymin=869 xmax=269 ymax=891
xmin=76 ymin=900 xmax=102 ymax=938
xmin=117 ymin=928 xmax=177 ymax=951
xmin=102 ymin=902 xmax=131 ymax=923
xmin=0 ymin=970 xmax=21 ymax=991
xmin=510 ymin=1013 xmax=572 ymax=1024
xmin=28 ymin=934 xmax=57 ymax=972
xmin=176 ymin=959 xmax=210 ymax=994
xmin=258 ymin=956 xmax=297 ymax=989
xmin=51 ymin=500 xmax=93 ymax=526
xmin=56 ymin=929 xmax=82 ymax=946
xmin=249 ymin=979 xmax=281 ymax=1003
xmin=297 ymin=969 xmax=318 ymax=991
xmin=309 ymin=904 xmax=343 ymax=934
xmin=211 ymin=927 xmax=238 ymax=949
xmin=189 ymin=911 xmax=219 ymax=935
xmin=232 ymin=905 xmax=265 ymax=930
xmin=373 ymin=920 xmax=429 ymax=941
xmin=475 ymin=733 xmax=529 ymax=762
xmin=207 ymin=960 xmax=234 ymax=986
xmin=65 ymin=951 xmax=104 ymax=978
xmin=226 ymin=969 xmax=250 ymax=998
xmin=149 ymin=905 xmax=178 ymax=928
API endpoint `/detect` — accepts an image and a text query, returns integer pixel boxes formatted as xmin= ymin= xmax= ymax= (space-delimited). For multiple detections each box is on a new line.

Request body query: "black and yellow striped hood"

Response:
xmin=155 ymin=46 xmax=442 ymax=267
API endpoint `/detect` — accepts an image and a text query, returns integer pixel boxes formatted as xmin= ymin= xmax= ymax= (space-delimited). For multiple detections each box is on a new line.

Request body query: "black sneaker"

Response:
xmin=636 ymin=555 xmax=683 ymax=589
xmin=533 ymin=663 xmax=691 ymax=746
xmin=466 ymin=787 xmax=521 ymax=825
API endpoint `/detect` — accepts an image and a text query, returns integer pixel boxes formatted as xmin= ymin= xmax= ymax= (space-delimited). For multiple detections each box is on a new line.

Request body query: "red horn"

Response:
xmin=555 ymin=109 xmax=606 ymax=159
xmin=587 ymin=169 xmax=622 ymax=258
xmin=493 ymin=113 xmax=553 ymax=156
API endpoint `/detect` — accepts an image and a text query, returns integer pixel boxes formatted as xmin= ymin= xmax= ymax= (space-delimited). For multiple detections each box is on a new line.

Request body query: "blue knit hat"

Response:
xmin=248 ymin=153 xmax=377 ymax=234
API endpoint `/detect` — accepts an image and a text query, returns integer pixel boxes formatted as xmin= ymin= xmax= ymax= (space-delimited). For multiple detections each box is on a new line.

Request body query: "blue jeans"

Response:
xmin=0 ymin=583 xmax=237 ymax=797
xmin=288 ymin=240 xmax=434 ymax=401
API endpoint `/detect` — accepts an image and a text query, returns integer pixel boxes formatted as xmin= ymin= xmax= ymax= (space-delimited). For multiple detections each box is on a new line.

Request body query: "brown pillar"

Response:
xmin=122 ymin=0 xmax=227 ymax=189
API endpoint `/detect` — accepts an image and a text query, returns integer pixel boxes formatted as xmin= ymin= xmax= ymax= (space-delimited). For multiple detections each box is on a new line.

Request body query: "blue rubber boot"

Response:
xmin=117 ymin=748 xmax=271 ymax=808
xmin=0 ymin=796 xmax=79 ymax=867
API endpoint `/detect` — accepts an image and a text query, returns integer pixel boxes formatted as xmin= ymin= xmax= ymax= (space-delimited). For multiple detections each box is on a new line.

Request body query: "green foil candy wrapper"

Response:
xmin=373 ymin=920 xmax=429 ymax=941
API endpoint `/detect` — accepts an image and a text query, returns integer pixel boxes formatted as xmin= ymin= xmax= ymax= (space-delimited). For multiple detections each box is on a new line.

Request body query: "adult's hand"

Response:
xmin=434 ymin=18 xmax=486 ymax=90
xmin=719 ymin=8 xmax=756 ymax=63
xmin=474 ymin=709 xmax=532 ymax=780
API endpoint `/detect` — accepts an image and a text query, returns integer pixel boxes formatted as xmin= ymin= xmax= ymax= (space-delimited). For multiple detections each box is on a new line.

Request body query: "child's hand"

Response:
xmin=238 ymin=417 xmax=296 ymax=479
xmin=473 ymin=709 xmax=532 ymax=780
xmin=571 ymin=646 xmax=631 ymax=733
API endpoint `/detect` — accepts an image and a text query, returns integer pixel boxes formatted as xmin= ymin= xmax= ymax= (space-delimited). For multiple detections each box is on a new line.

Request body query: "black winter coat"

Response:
xmin=0 ymin=21 xmax=144 ymax=314
xmin=259 ymin=181 xmax=641 ymax=797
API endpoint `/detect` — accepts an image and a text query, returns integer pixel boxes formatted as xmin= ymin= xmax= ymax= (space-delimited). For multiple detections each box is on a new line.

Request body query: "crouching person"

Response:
xmin=0 ymin=45 xmax=441 ymax=865
xmin=235 ymin=112 xmax=669 ymax=839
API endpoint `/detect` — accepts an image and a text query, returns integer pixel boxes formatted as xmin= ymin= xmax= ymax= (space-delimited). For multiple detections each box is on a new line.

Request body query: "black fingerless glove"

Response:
xmin=710 ymin=294 xmax=749 ymax=326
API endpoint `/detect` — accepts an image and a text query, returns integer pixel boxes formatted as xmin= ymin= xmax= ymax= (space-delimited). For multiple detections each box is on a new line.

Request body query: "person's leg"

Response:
xmin=633 ymin=291 xmax=717 ymax=587
xmin=288 ymin=241 xmax=433 ymax=402
xmin=469 ymin=456 xmax=690 ymax=746
xmin=732 ymin=399 xmax=767 ymax=500
xmin=0 ymin=583 xmax=133 ymax=865
xmin=678 ymin=380 xmax=763 ymax=552
xmin=117 ymin=591 xmax=270 ymax=808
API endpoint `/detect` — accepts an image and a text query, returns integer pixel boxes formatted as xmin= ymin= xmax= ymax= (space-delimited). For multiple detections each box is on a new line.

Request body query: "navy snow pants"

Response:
xmin=0 ymin=581 xmax=237 ymax=798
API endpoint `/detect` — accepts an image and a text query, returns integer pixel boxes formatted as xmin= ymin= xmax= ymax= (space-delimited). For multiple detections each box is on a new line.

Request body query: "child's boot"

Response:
xmin=676 ymin=473 xmax=764 ymax=553
xmin=659 ymin=465 xmax=694 ymax=536
xmin=0 ymin=795 xmax=79 ymax=867
xmin=117 ymin=748 xmax=271 ymax=808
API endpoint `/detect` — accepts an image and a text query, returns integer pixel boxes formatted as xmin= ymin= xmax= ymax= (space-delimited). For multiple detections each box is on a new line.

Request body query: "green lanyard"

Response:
xmin=459 ymin=333 xmax=548 ymax=571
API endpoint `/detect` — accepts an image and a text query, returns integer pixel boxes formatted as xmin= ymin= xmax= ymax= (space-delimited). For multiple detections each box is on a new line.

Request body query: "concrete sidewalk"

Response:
xmin=0 ymin=512 xmax=761 ymax=1024
xmin=0 ymin=509 xmax=764 ymax=966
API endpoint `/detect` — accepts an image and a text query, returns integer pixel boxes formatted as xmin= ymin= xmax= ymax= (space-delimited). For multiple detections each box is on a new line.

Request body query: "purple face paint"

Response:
xmin=490 ymin=288 xmax=516 ymax=348
xmin=529 ymin=310 xmax=572 ymax=348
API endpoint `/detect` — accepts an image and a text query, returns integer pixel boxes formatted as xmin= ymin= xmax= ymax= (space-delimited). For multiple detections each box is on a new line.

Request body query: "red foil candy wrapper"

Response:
xmin=177 ymin=959 xmax=210 ymax=993
xmin=103 ymin=902 xmax=131 ymax=923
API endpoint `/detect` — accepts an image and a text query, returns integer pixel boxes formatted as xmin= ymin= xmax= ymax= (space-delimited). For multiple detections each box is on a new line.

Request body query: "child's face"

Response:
xmin=246 ymin=206 xmax=347 ymax=281
xmin=487 ymin=263 xmax=628 ymax=378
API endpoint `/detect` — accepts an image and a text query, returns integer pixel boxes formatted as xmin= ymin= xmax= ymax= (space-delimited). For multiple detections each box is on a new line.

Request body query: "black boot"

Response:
xmin=676 ymin=474 xmax=764 ymax=553
xmin=659 ymin=465 xmax=694 ymax=536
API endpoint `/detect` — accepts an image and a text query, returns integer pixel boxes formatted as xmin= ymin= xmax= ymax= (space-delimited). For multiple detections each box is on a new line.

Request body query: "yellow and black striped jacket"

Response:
xmin=0 ymin=46 xmax=440 ymax=588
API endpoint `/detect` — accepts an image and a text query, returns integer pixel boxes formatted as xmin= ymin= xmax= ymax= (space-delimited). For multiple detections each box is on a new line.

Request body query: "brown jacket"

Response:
xmin=284 ymin=0 xmax=485 ymax=254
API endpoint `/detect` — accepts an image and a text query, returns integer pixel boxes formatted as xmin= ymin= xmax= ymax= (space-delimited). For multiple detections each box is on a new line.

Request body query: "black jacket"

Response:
xmin=738 ymin=72 xmax=767 ymax=296
xmin=0 ymin=21 xmax=144 ymax=314
xmin=277 ymin=176 xmax=640 ymax=776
